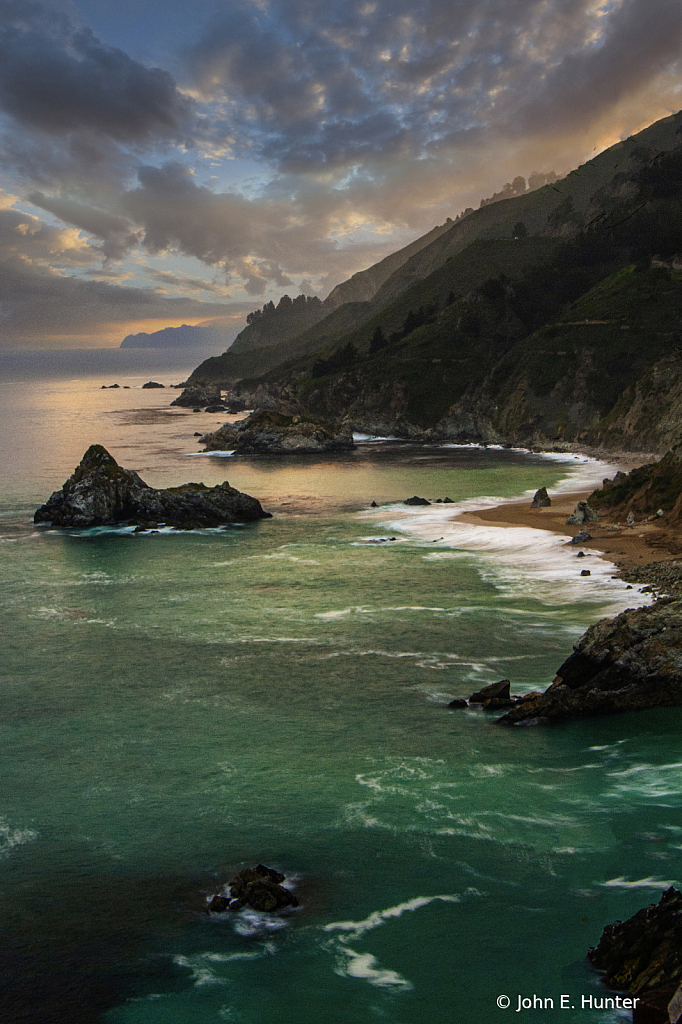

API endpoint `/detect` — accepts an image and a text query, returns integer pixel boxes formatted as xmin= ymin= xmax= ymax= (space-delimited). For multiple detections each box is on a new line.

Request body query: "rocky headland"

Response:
xmin=495 ymin=598 xmax=682 ymax=724
xmin=201 ymin=409 xmax=354 ymax=455
xmin=34 ymin=445 xmax=271 ymax=529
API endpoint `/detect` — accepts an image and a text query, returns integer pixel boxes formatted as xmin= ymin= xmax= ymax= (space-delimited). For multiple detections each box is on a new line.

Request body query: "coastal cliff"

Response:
xmin=497 ymin=599 xmax=682 ymax=724
xmin=176 ymin=110 xmax=682 ymax=454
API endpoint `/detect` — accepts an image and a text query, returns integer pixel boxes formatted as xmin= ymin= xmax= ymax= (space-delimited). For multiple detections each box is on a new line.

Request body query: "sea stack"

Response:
xmin=34 ymin=445 xmax=271 ymax=529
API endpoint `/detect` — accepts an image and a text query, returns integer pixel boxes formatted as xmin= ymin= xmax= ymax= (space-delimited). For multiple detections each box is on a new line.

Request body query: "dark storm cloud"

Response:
xmin=0 ymin=0 xmax=194 ymax=143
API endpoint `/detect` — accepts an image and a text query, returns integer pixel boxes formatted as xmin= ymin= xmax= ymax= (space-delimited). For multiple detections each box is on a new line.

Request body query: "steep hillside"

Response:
xmin=372 ymin=110 xmax=682 ymax=304
xmin=183 ymin=108 xmax=682 ymax=452
xmin=229 ymin=294 xmax=324 ymax=354
xmin=323 ymin=221 xmax=453 ymax=309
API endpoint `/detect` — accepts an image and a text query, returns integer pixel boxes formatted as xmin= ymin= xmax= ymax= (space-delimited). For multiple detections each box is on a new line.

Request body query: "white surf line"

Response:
xmin=359 ymin=454 xmax=648 ymax=614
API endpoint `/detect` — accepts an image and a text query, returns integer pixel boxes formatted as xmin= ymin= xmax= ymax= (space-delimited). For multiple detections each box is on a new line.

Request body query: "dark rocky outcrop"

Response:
xmin=497 ymin=598 xmax=682 ymax=724
xmin=34 ymin=445 xmax=271 ymax=529
xmin=590 ymin=447 xmax=682 ymax=521
xmin=404 ymin=495 xmax=431 ymax=506
xmin=141 ymin=381 xmax=164 ymax=389
xmin=201 ymin=410 xmax=354 ymax=455
xmin=588 ymin=887 xmax=682 ymax=1014
xmin=570 ymin=530 xmax=592 ymax=545
xmin=170 ymin=382 xmax=222 ymax=408
xmin=566 ymin=500 xmax=599 ymax=525
xmin=530 ymin=487 xmax=551 ymax=508
xmin=469 ymin=679 xmax=511 ymax=703
xmin=207 ymin=865 xmax=299 ymax=914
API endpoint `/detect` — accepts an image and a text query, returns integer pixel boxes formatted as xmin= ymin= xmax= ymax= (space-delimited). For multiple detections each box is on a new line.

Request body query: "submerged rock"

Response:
xmin=208 ymin=864 xmax=299 ymax=914
xmin=530 ymin=487 xmax=551 ymax=508
xmin=497 ymin=598 xmax=682 ymax=724
xmin=588 ymin=887 xmax=682 ymax=1007
xmin=201 ymin=410 xmax=354 ymax=455
xmin=34 ymin=445 xmax=271 ymax=529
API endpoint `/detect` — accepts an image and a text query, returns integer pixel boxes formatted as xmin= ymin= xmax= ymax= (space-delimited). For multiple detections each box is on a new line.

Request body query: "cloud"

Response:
xmin=2 ymin=0 xmax=682 ymax=340
xmin=0 ymin=0 xmax=194 ymax=143
xmin=143 ymin=266 xmax=232 ymax=295
xmin=184 ymin=0 xmax=682 ymax=173
xmin=0 ymin=198 xmax=245 ymax=344
xmin=0 ymin=203 xmax=93 ymax=265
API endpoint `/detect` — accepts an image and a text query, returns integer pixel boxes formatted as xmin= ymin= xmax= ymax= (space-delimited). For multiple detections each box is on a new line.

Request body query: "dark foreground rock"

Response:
xmin=588 ymin=887 xmax=682 ymax=1021
xmin=34 ymin=445 xmax=271 ymax=529
xmin=201 ymin=410 xmax=354 ymax=454
xmin=208 ymin=864 xmax=299 ymax=914
xmin=497 ymin=598 xmax=682 ymax=724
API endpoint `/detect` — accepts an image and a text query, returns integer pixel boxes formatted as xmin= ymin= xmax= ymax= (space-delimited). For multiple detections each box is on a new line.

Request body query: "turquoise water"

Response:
xmin=1 ymin=363 xmax=680 ymax=1024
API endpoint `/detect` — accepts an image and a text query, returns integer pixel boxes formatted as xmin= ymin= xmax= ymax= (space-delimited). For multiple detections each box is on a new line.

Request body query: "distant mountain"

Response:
xmin=120 ymin=319 xmax=243 ymax=350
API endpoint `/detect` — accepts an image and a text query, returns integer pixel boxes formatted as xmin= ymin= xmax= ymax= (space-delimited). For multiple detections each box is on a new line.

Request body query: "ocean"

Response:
xmin=0 ymin=350 xmax=678 ymax=1024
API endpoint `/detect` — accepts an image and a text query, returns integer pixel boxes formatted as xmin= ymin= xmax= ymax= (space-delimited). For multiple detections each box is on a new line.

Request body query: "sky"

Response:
xmin=1 ymin=0 xmax=682 ymax=348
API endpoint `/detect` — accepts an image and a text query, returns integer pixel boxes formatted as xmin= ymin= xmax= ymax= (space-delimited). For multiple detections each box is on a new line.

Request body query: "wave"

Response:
xmin=0 ymin=819 xmax=38 ymax=858
xmin=363 ymin=481 xmax=647 ymax=614
xmin=334 ymin=948 xmax=413 ymax=988
xmin=600 ymin=876 xmax=680 ymax=888
xmin=185 ymin=450 xmax=236 ymax=457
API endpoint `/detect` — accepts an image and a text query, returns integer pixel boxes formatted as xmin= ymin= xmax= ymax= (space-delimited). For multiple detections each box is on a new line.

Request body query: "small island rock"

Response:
xmin=141 ymin=381 xmax=164 ymax=389
xmin=208 ymin=864 xmax=299 ymax=914
xmin=404 ymin=495 xmax=431 ymax=506
xmin=34 ymin=445 xmax=271 ymax=529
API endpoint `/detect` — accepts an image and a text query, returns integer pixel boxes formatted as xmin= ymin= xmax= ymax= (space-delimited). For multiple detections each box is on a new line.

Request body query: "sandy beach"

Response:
xmin=457 ymin=481 xmax=682 ymax=581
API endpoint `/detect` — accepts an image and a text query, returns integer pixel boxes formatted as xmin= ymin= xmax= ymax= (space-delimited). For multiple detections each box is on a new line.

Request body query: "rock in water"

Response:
xmin=469 ymin=679 xmax=511 ymax=704
xmin=201 ymin=410 xmax=354 ymax=454
xmin=141 ymin=381 xmax=164 ymax=389
xmin=208 ymin=864 xmax=299 ymax=914
xmin=530 ymin=487 xmax=551 ymax=508
xmin=170 ymin=382 xmax=222 ymax=408
xmin=497 ymin=598 xmax=682 ymax=724
xmin=588 ymin=887 xmax=682 ymax=1005
xmin=404 ymin=495 xmax=431 ymax=506
xmin=34 ymin=445 xmax=271 ymax=529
